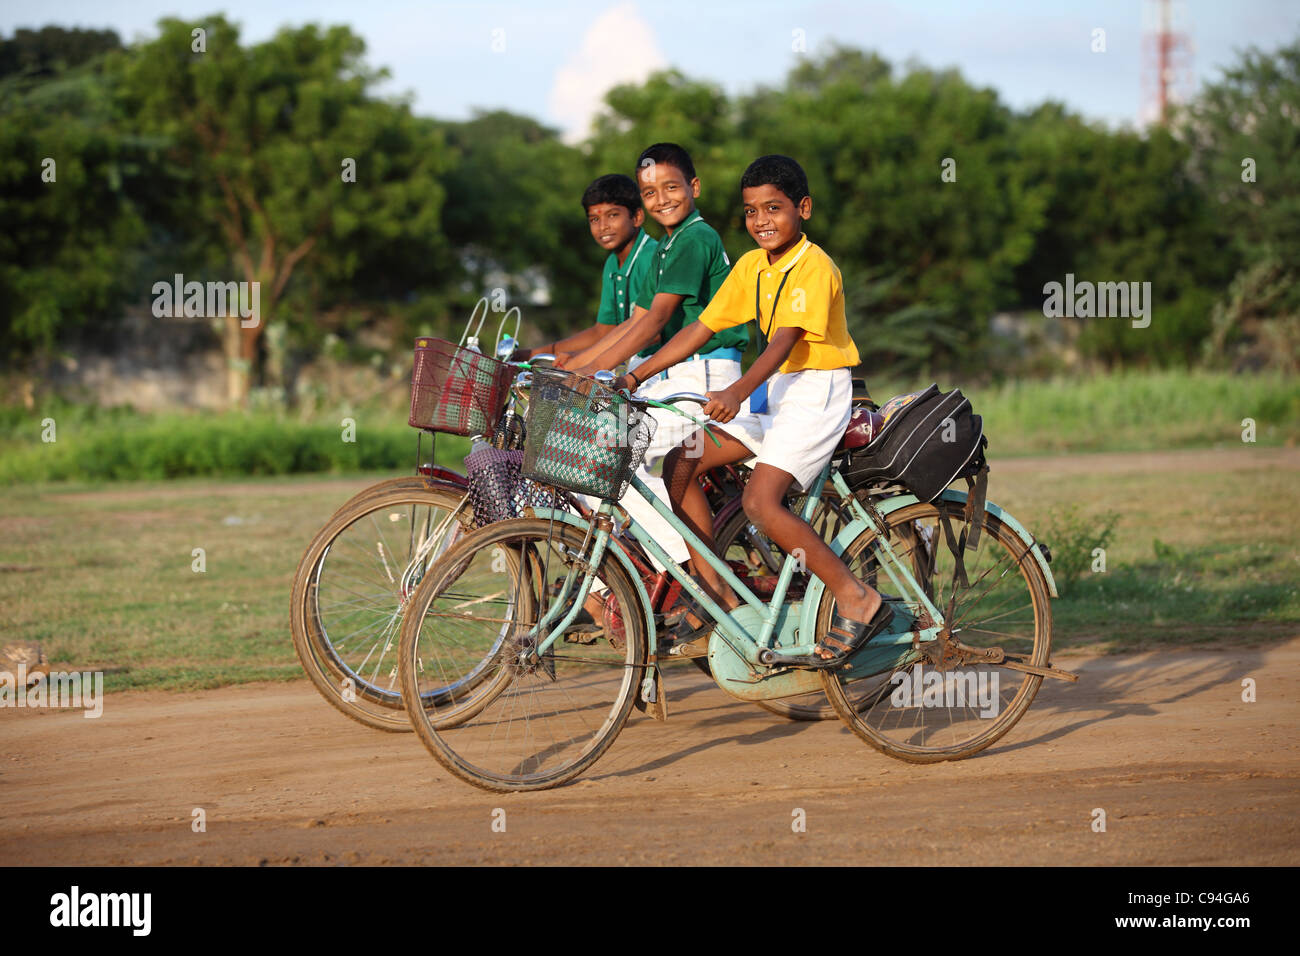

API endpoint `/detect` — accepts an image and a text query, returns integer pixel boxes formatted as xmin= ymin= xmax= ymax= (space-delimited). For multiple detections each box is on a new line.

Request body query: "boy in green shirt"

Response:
xmin=569 ymin=143 xmax=749 ymax=569
xmin=520 ymin=174 xmax=657 ymax=363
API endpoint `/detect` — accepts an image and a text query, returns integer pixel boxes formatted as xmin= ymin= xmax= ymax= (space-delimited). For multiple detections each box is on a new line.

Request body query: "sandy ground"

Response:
xmin=2 ymin=636 xmax=1297 ymax=866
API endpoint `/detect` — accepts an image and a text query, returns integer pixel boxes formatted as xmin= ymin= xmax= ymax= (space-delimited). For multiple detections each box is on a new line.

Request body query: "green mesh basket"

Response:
xmin=522 ymin=374 xmax=656 ymax=500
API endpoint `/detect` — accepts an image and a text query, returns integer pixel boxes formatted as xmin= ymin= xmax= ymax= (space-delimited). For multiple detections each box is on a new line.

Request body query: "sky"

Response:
xmin=4 ymin=0 xmax=1297 ymax=138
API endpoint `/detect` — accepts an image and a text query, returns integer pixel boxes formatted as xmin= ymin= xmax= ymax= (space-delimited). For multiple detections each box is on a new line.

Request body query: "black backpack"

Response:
xmin=839 ymin=384 xmax=987 ymax=502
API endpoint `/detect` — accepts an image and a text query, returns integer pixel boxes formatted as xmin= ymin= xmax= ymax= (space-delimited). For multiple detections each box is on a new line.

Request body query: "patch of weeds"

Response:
xmin=1038 ymin=504 xmax=1120 ymax=594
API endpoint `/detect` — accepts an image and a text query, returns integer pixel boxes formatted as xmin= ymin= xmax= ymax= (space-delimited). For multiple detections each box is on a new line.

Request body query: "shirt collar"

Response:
xmin=662 ymin=210 xmax=703 ymax=252
xmin=764 ymin=234 xmax=811 ymax=274
xmin=621 ymin=230 xmax=650 ymax=275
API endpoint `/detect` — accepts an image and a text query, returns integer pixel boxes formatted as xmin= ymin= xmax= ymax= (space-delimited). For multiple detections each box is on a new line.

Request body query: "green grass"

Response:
xmin=0 ymin=410 xmax=470 ymax=484
xmin=1 ymin=369 xmax=1296 ymax=484
xmin=1 ymin=444 xmax=1295 ymax=692
xmin=867 ymin=368 xmax=1300 ymax=456
xmin=984 ymin=449 xmax=1300 ymax=651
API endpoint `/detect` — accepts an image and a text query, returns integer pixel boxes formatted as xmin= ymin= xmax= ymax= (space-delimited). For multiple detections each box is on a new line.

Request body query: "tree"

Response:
xmin=1181 ymin=35 xmax=1300 ymax=370
xmin=737 ymin=47 xmax=1047 ymax=374
xmin=439 ymin=111 xmax=592 ymax=318
xmin=0 ymin=26 xmax=121 ymax=79
xmin=108 ymin=16 xmax=451 ymax=406
xmin=1008 ymin=105 xmax=1232 ymax=367
xmin=0 ymin=60 xmax=149 ymax=363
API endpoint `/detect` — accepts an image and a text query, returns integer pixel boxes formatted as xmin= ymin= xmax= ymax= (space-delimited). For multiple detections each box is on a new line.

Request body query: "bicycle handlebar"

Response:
xmin=658 ymin=391 xmax=709 ymax=406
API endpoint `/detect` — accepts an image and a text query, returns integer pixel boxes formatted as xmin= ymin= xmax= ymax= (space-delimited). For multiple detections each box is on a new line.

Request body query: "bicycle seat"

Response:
xmin=837 ymin=406 xmax=884 ymax=451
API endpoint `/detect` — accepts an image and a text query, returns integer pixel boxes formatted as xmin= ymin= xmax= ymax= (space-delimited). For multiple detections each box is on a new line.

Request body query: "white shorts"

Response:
xmin=718 ymin=367 xmax=853 ymax=492
xmin=627 ymin=356 xmax=744 ymax=472
xmin=584 ymin=356 xmax=744 ymax=568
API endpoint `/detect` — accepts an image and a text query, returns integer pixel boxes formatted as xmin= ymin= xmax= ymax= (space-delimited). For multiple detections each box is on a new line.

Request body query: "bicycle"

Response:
xmin=396 ymin=372 xmax=1078 ymax=791
xmin=288 ymin=318 xmax=833 ymax=730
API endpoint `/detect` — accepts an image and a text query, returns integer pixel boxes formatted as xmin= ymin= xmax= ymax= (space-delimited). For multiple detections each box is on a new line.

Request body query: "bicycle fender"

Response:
xmin=527 ymin=507 xmax=658 ymax=651
xmin=418 ymin=465 xmax=468 ymax=487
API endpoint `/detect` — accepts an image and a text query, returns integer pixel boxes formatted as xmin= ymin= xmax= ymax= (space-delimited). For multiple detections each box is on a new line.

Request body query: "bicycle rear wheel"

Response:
xmin=399 ymin=517 xmax=648 ymax=792
xmin=820 ymin=498 xmax=1052 ymax=761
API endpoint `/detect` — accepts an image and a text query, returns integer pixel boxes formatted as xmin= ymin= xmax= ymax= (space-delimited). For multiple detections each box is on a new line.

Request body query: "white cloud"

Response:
xmin=547 ymin=2 xmax=667 ymax=144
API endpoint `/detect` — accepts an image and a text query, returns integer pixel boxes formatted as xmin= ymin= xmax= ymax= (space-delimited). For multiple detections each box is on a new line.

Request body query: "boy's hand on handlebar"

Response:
xmin=703 ymin=387 xmax=742 ymax=424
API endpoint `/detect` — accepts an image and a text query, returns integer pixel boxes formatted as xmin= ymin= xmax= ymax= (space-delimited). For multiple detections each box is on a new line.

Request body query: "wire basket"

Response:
xmin=408 ymin=337 xmax=514 ymax=438
xmin=465 ymin=446 xmax=558 ymax=528
xmin=522 ymin=375 xmax=656 ymax=501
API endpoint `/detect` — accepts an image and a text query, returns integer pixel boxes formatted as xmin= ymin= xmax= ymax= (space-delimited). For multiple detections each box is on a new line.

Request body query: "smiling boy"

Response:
xmin=615 ymin=155 xmax=891 ymax=663
xmin=569 ymin=143 xmax=746 ymax=570
xmin=520 ymin=174 xmax=656 ymax=362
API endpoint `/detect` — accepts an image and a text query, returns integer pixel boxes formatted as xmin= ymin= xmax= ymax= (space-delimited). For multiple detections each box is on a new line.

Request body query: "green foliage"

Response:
xmin=0 ymin=26 xmax=121 ymax=78
xmin=1182 ymin=37 xmax=1300 ymax=369
xmin=0 ymin=412 xmax=469 ymax=484
xmin=1038 ymin=504 xmax=1119 ymax=593
xmin=4 ymin=23 xmax=1300 ymax=384
xmin=439 ymin=111 xmax=592 ymax=315
xmin=4 ymin=369 xmax=1293 ymax=485
xmin=0 ymin=62 xmax=152 ymax=360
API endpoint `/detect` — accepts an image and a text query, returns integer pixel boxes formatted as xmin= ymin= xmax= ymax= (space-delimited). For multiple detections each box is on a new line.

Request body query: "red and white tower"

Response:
xmin=1141 ymin=0 xmax=1195 ymax=125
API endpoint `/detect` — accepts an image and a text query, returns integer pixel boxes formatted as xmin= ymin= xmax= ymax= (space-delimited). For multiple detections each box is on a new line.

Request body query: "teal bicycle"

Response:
xmin=397 ymin=371 xmax=1077 ymax=792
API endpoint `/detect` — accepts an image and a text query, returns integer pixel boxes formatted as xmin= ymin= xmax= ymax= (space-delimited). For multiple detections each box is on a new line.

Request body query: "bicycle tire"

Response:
xmin=819 ymin=498 xmax=1053 ymax=761
xmin=289 ymin=477 xmax=472 ymax=732
xmin=398 ymin=517 xmax=647 ymax=792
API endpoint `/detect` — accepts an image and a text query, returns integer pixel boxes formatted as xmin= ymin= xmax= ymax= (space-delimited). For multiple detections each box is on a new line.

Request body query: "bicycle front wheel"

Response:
xmin=290 ymin=477 xmax=472 ymax=731
xmin=399 ymin=517 xmax=648 ymax=792
xmin=820 ymin=498 xmax=1053 ymax=762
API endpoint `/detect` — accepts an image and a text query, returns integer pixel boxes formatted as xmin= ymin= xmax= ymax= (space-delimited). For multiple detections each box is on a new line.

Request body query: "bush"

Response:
xmin=1038 ymin=504 xmax=1120 ymax=594
xmin=0 ymin=411 xmax=469 ymax=484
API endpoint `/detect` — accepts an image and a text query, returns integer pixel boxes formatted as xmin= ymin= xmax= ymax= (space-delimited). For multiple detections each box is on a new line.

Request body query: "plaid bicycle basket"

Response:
xmin=522 ymin=375 xmax=655 ymax=500
xmin=408 ymin=337 xmax=514 ymax=438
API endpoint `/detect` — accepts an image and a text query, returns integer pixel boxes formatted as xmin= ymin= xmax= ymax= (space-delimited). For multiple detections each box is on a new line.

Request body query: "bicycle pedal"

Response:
xmin=665 ymin=635 xmax=710 ymax=659
xmin=758 ymin=648 xmax=850 ymax=670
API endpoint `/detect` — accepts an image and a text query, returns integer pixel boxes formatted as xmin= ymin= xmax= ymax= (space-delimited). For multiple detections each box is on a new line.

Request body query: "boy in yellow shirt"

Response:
xmin=615 ymin=155 xmax=890 ymax=664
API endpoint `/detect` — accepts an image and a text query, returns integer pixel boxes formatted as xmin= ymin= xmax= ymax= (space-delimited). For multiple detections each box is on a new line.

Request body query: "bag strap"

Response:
xmin=754 ymin=269 xmax=793 ymax=352
xmin=963 ymin=462 xmax=988 ymax=552
xmin=939 ymin=509 xmax=970 ymax=590
xmin=459 ymin=297 xmax=491 ymax=348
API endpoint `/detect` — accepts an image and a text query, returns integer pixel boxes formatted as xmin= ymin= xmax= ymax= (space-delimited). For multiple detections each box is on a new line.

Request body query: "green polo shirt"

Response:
xmin=635 ymin=211 xmax=749 ymax=355
xmin=595 ymin=229 xmax=659 ymax=358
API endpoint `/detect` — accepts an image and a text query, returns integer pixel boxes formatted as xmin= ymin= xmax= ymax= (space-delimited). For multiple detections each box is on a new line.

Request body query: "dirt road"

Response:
xmin=2 ymin=637 xmax=1297 ymax=865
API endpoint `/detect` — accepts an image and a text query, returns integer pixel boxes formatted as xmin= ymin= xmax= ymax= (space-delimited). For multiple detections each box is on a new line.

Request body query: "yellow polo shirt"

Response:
xmin=697 ymin=235 xmax=859 ymax=374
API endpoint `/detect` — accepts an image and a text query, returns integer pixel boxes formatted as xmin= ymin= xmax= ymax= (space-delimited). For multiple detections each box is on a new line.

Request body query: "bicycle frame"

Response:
xmin=519 ymin=458 xmax=953 ymax=696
